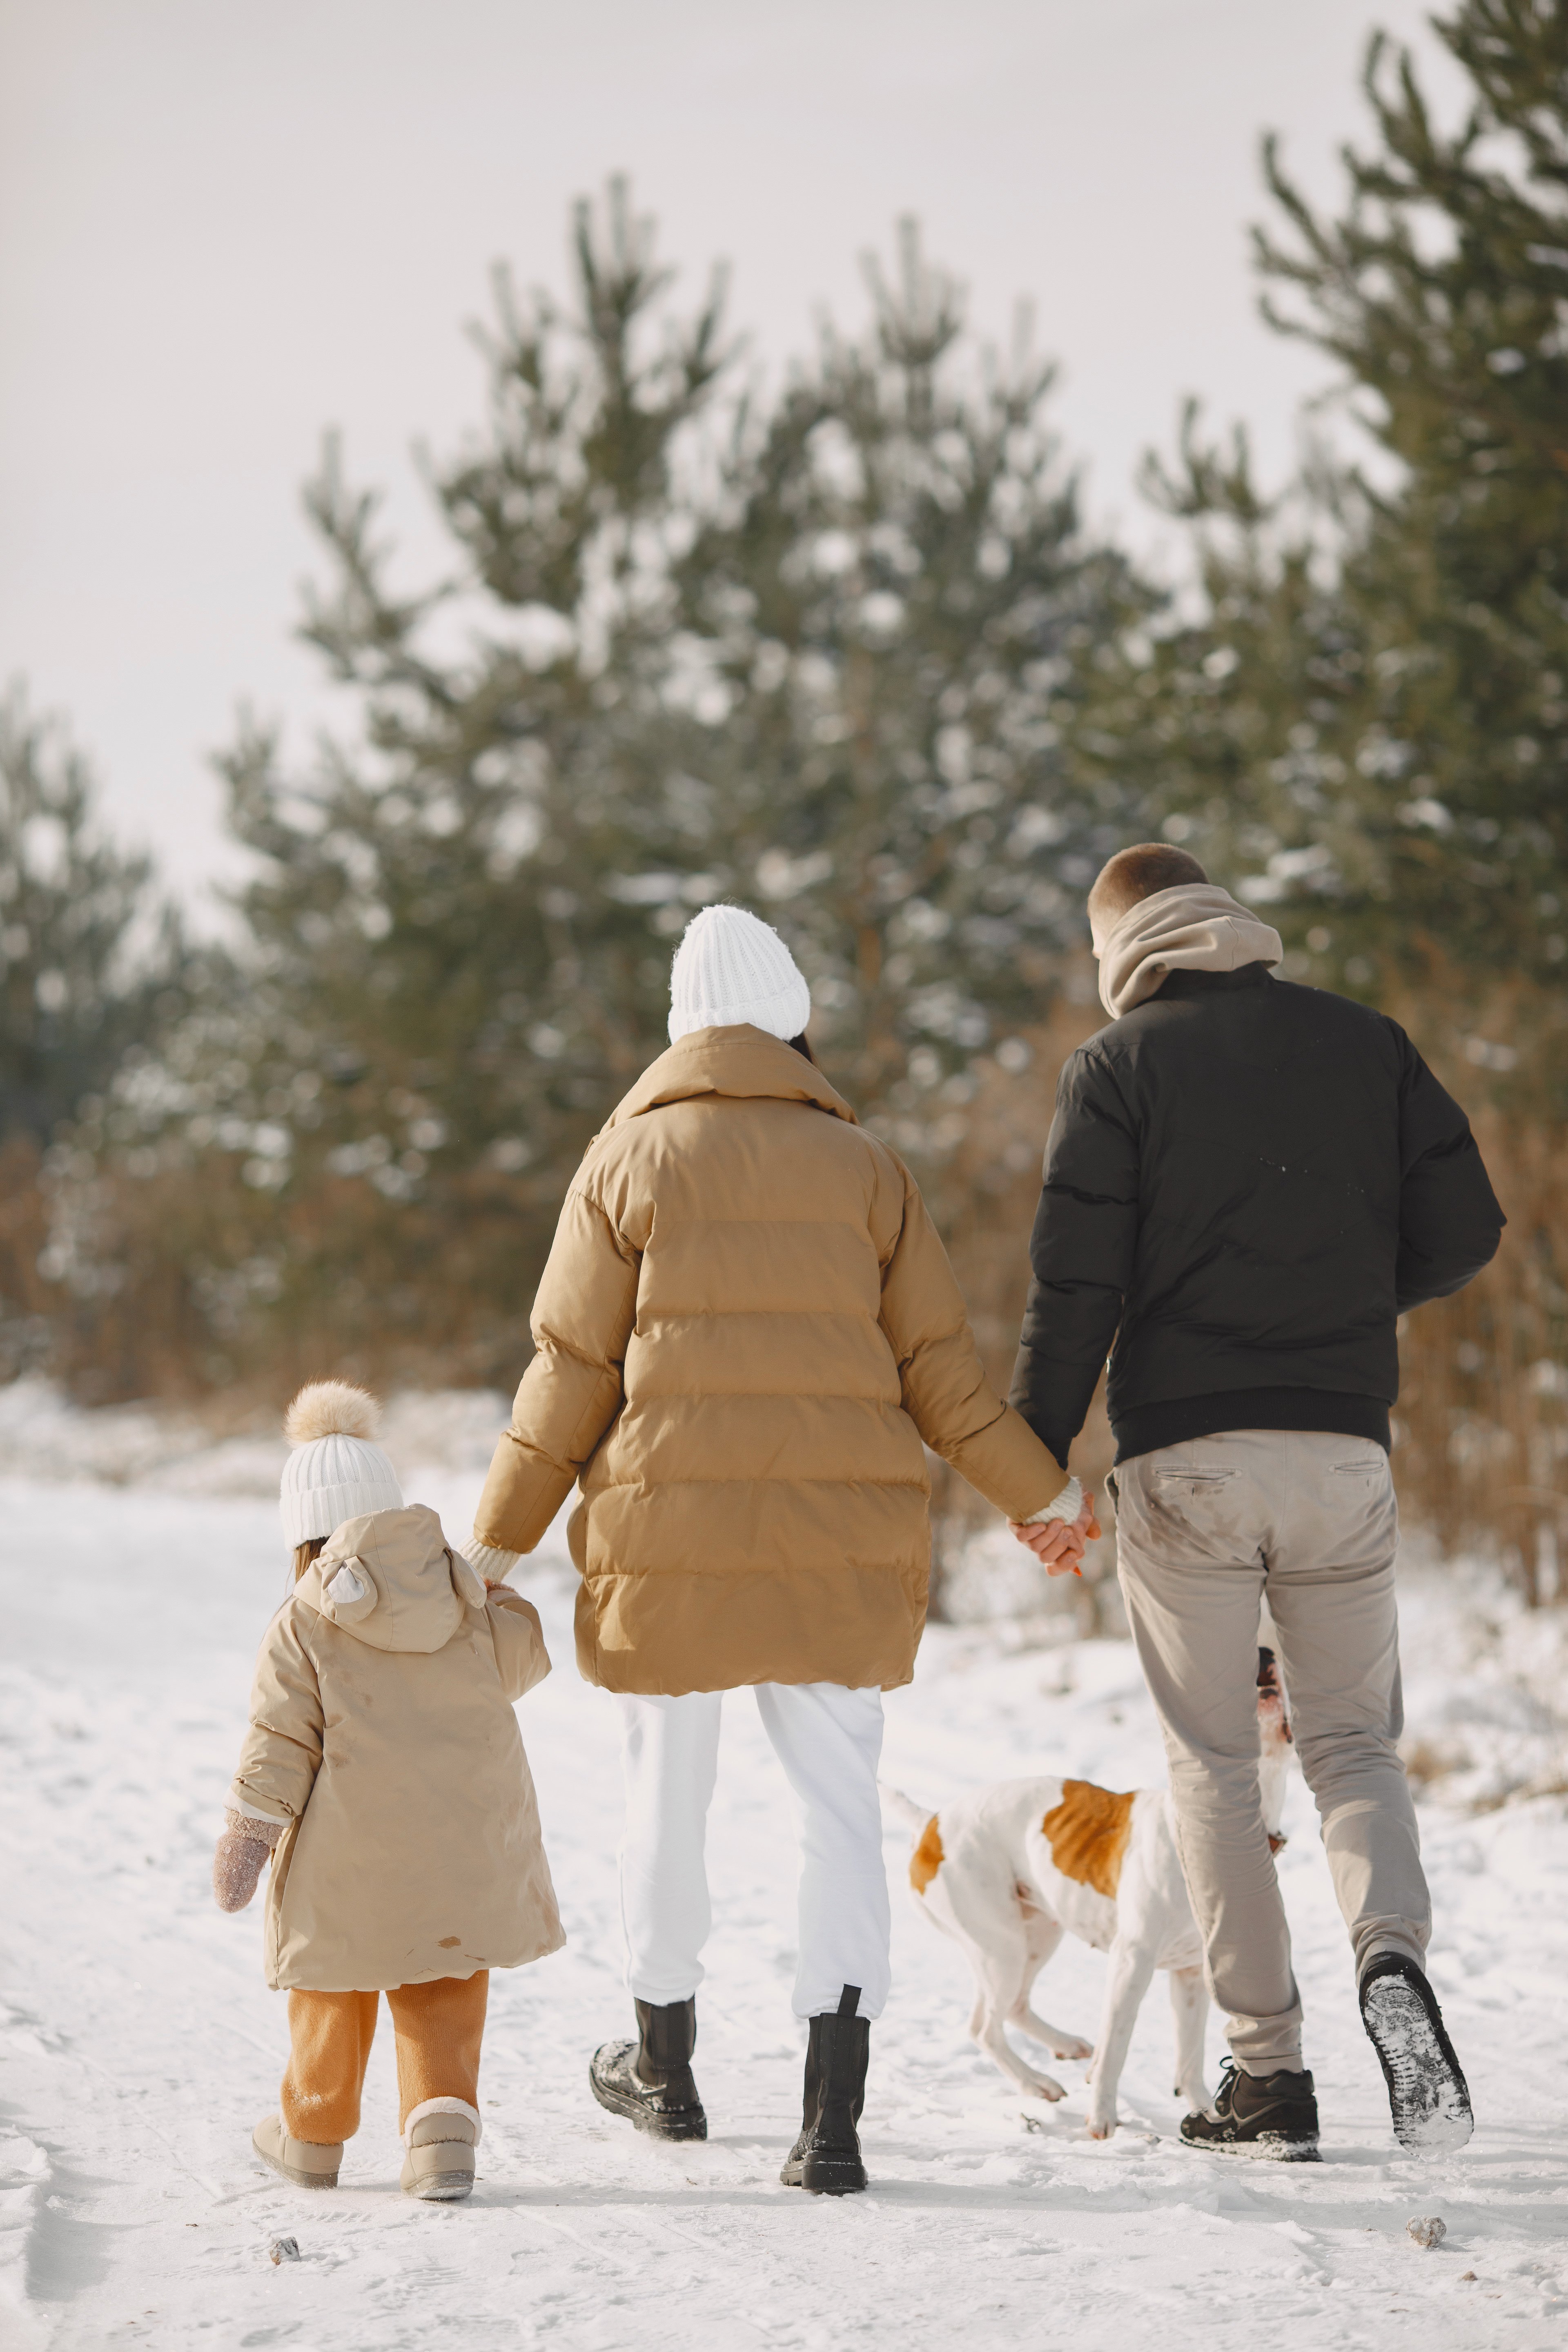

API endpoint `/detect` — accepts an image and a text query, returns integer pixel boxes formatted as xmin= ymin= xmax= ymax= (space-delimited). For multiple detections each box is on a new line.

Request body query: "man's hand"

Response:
xmin=1008 ymin=1494 xmax=1099 ymax=1577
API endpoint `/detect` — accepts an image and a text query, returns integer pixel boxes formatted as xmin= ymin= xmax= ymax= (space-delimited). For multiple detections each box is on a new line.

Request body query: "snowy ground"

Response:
xmin=4 ymin=1441 xmax=1568 ymax=2350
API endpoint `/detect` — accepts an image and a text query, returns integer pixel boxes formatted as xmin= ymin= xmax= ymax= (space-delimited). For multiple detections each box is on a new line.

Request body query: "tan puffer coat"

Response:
xmin=228 ymin=1504 xmax=564 ymax=1991
xmin=472 ymin=1027 xmax=1070 ymax=1695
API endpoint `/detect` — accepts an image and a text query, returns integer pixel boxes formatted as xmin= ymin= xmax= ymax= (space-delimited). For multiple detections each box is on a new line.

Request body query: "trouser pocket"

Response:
xmin=1154 ymin=1467 xmax=1240 ymax=1504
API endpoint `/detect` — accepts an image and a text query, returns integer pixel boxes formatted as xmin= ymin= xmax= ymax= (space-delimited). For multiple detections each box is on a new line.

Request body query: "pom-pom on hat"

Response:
xmin=279 ymin=1379 xmax=403 ymax=1547
xmin=668 ymin=903 xmax=811 ymax=1045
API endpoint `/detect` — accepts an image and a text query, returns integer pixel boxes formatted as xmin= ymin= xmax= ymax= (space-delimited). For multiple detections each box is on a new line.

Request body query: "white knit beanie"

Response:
xmin=667 ymin=904 xmax=811 ymax=1045
xmin=279 ymin=1380 xmax=403 ymax=1547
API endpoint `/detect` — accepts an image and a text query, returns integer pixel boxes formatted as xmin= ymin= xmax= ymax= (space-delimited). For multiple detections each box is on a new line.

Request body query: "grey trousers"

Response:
xmin=1114 ymin=1428 xmax=1430 ymax=2072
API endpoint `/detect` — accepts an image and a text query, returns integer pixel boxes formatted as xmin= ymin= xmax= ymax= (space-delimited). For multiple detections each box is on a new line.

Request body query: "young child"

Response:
xmin=214 ymin=1380 xmax=563 ymax=2202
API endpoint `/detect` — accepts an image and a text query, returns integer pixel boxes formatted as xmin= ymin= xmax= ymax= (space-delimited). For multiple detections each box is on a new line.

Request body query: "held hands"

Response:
xmin=1007 ymin=1494 xmax=1100 ymax=1577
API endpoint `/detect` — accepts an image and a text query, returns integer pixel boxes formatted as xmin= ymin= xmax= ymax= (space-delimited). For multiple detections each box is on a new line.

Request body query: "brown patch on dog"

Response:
xmin=909 ymin=1815 xmax=944 ymax=1895
xmin=1258 ymin=1646 xmax=1293 ymax=1741
xmin=1267 ymin=1833 xmax=1287 ymax=1856
xmin=1042 ymin=1780 xmax=1136 ymax=1898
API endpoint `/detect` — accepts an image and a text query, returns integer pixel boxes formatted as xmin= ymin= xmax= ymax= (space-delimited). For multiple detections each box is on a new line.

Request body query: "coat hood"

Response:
xmin=1096 ymin=884 xmax=1283 ymax=1020
xmin=296 ymin=1504 xmax=486 ymax=1654
xmin=603 ymin=1025 xmax=859 ymax=1131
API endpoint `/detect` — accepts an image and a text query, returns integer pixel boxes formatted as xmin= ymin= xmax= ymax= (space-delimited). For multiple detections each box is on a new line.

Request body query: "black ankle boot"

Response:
xmin=590 ymin=1997 xmax=708 ymax=2142
xmin=780 ymin=1985 xmax=869 ymax=2194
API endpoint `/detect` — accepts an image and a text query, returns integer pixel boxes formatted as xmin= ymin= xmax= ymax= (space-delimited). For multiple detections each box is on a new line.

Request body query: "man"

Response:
xmin=1009 ymin=844 xmax=1504 ymax=2158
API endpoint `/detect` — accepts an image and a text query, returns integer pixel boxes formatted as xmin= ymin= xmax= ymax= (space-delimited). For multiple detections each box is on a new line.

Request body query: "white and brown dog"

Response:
xmin=888 ymin=1649 xmax=1292 ymax=2138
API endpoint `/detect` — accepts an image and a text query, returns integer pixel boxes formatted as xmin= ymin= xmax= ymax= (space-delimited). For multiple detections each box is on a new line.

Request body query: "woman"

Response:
xmin=466 ymin=904 xmax=1082 ymax=2194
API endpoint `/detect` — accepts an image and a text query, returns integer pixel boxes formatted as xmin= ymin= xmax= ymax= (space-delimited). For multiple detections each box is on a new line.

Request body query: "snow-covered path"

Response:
xmin=3 ymin=1471 xmax=1566 ymax=2351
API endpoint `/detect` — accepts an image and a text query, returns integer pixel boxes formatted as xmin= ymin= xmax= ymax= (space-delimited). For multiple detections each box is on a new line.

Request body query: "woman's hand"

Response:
xmin=1008 ymin=1494 xmax=1099 ymax=1577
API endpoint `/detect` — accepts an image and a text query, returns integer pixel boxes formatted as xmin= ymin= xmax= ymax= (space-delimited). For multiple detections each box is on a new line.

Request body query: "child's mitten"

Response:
xmin=213 ymin=1809 xmax=284 ymax=1913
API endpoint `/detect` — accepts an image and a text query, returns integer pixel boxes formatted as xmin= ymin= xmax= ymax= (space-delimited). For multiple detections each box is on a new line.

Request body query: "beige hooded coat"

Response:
xmin=228 ymin=1504 xmax=564 ymax=1992
xmin=472 ymin=1027 xmax=1070 ymax=1696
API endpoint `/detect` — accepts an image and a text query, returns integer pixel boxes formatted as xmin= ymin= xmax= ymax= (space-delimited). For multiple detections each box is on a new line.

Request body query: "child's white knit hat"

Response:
xmin=279 ymin=1381 xmax=403 ymax=1546
xmin=668 ymin=904 xmax=811 ymax=1044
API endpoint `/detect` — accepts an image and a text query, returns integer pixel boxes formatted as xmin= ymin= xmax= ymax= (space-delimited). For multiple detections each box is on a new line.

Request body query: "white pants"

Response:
xmin=616 ymin=1683 xmax=892 ymax=2022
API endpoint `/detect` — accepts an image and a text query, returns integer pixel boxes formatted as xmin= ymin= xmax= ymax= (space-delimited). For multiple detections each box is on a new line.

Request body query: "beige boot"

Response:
xmin=253 ymin=2114 xmax=343 ymax=2189
xmin=400 ymin=2100 xmax=479 ymax=2202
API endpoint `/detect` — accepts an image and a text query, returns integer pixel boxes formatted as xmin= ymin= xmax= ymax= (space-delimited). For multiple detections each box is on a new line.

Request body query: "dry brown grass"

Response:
xmin=9 ymin=960 xmax=1562 ymax=1607
xmin=1388 ymin=1109 xmax=1566 ymax=1601
xmin=0 ymin=1140 xmax=53 ymax=1381
xmin=927 ymin=973 xmax=1118 ymax=1623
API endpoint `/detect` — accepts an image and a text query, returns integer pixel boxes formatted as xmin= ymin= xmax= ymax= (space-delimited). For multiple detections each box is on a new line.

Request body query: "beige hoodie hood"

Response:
xmin=299 ymin=1504 xmax=485 ymax=1654
xmin=1096 ymin=883 xmax=1283 ymax=1020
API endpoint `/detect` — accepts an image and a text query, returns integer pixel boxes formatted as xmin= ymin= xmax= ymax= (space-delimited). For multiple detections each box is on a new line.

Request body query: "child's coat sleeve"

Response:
xmin=487 ymin=1590 xmax=552 ymax=1703
xmin=227 ymin=1604 xmax=325 ymax=1822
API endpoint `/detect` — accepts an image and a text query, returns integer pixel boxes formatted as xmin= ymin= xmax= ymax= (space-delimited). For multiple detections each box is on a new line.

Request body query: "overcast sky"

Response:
xmin=0 ymin=0 xmax=1451 ymax=912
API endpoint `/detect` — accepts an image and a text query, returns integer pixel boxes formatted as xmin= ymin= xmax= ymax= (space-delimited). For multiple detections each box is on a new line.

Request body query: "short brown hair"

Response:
xmin=1088 ymin=843 xmax=1209 ymax=926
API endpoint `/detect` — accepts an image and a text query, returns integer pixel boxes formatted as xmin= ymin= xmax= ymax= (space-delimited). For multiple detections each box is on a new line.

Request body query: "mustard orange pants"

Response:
xmin=281 ymin=1972 xmax=489 ymax=2145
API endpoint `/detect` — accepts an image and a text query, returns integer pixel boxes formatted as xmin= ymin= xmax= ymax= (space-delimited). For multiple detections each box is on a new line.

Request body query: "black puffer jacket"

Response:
xmin=1009 ymin=964 xmax=1505 ymax=1467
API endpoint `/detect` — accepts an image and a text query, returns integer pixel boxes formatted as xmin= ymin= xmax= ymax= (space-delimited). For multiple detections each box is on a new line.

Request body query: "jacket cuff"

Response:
xmin=464 ymin=1537 xmax=523 ymax=1584
xmin=223 ymin=1805 xmax=285 ymax=1849
xmin=1023 ymin=1476 xmax=1084 ymax=1527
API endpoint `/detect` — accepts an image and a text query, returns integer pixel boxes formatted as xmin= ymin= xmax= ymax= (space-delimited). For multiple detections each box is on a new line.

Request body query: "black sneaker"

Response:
xmin=1181 ymin=2058 xmax=1321 ymax=2160
xmin=780 ymin=1984 xmax=869 ymax=2194
xmin=590 ymin=1996 xmax=708 ymax=2142
xmin=1359 ymin=1954 xmax=1473 ymax=2154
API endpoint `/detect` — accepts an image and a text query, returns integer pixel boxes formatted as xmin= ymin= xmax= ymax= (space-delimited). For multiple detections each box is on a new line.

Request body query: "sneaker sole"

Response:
xmin=1362 ymin=1976 xmax=1474 ymax=2155
xmin=1180 ymin=2131 xmax=1321 ymax=2163
xmin=588 ymin=2068 xmax=708 ymax=2142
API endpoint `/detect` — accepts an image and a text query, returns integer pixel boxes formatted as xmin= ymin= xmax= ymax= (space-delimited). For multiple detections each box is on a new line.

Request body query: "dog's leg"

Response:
xmin=930 ymin=1862 xmax=1069 ymax=2100
xmin=1167 ymin=1965 xmax=1209 ymax=2111
xmin=1012 ymin=1916 xmax=1093 ymax=2062
xmin=968 ymin=1939 xmax=1067 ymax=2101
xmin=1085 ymin=1937 xmax=1158 ymax=2139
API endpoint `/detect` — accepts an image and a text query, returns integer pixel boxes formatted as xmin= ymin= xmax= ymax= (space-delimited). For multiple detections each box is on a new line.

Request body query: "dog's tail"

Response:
xmin=878 ymin=1781 xmax=933 ymax=1834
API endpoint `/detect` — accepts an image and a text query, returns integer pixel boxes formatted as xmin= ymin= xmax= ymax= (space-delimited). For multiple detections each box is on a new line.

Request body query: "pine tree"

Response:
xmin=0 ymin=689 xmax=181 ymax=1142
xmin=674 ymin=220 xmax=1148 ymax=1159
xmin=135 ymin=191 xmax=1138 ymax=1380
xmin=1100 ymin=2 xmax=1568 ymax=1595
xmin=0 ymin=688 xmax=190 ymax=1386
xmin=1255 ymin=0 xmax=1568 ymax=993
xmin=1118 ymin=0 xmax=1568 ymax=1067
xmin=189 ymin=185 xmax=734 ymax=1371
